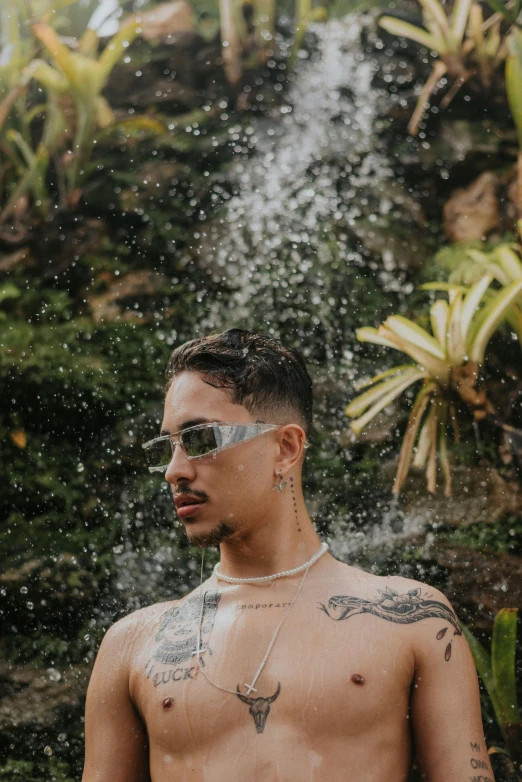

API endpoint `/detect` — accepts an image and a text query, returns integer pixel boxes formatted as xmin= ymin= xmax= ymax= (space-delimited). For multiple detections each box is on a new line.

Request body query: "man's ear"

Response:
xmin=274 ymin=424 xmax=307 ymax=474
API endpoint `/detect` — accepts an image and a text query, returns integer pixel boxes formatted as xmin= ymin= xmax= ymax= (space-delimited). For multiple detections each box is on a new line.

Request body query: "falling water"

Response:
xmin=193 ymin=13 xmax=411 ymax=351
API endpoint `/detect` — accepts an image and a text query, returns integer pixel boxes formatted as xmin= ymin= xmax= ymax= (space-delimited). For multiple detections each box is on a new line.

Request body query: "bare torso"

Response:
xmin=125 ymin=555 xmax=458 ymax=781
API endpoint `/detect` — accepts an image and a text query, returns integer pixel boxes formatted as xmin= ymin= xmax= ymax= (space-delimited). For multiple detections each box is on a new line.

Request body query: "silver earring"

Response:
xmin=273 ymin=473 xmax=287 ymax=492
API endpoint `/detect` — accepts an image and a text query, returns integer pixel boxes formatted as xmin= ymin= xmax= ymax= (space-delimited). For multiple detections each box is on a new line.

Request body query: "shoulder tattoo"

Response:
xmin=319 ymin=586 xmax=462 ymax=661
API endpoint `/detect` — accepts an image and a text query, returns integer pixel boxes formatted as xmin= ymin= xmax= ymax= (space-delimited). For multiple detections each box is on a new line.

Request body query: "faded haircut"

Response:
xmin=164 ymin=328 xmax=313 ymax=437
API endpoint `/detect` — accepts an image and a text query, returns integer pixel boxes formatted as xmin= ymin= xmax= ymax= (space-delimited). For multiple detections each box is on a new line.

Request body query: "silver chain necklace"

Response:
xmin=193 ymin=542 xmax=327 ymax=697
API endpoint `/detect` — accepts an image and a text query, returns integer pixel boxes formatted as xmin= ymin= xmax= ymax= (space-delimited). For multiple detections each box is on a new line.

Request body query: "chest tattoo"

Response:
xmin=236 ymin=682 xmax=281 ymax=733
xmin=319 ymin=586 xmax=462 ymax=660
xmin=145 ymin=591 xmax=221 ymax=678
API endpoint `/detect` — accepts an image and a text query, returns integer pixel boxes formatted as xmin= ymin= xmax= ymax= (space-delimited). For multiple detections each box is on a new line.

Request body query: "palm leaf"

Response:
xmin=468 ymin=278 xmax=522 ymax=362
xmin=460 ymin=273 xmax=493 ymax=342
xmin=349 ymin=370 xmax=428 ymax=434
xmin=446 ymin=289 xmax=466 ymax=364
xmin=491 ymin=608 xmax=520 ymax=724
xmin=461 ymin=623 xmax=505 ymax=725
xmin=356 ymin=326 xmax=401 ymax=350
xmin=506 ymin=29 xmax=522 ymax=146
xmin=412 ymin=407 xmax=435 ymax=468
xmin=430 ymin=299 xmax=450 ymax=350
xmin=449 ymin=0 xmax=474 ymax=47
xmin=392 ymin=380 xmax=438 ymax=495
xmin=385 ymin=315 xmax=447 ymax=359
xmin=378 ymin=16 xmax=439 ymax=50
xmin=426 ymin=399 xmax=439 ymax=493
xmin=378 ymin=326 xmax=450 ymax=383
xmin=494 ymin=245 xmax=522 ymax=282
xmin=353 ymin=364 xmax=418 ymax=392
xmin=345 ymin=368 xmax=423 ymax=417
xmin=437 ymin=398 xmax=452 ymax=496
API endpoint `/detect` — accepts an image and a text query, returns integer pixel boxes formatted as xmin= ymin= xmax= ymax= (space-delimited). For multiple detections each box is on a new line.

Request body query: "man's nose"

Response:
xmin=164 ymin=440 xmax=197 ymax=484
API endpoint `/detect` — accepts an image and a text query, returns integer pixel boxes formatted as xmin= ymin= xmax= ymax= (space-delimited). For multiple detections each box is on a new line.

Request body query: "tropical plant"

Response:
xmin=379 ymin=0 xmax=507 ymax=135
xmin=506 ymin=28 xmax=522 ymax=219
xmin=434 ymin=232 xmax=522 ymax=346
xmin=28 ymin=19 xmax=139 ymax=198
xmin=484 ymin=0 xmax=522 ymax=29
xmin=345 ymin=274 xmax=522 ymax=496
xmin=0 ymin=7 xmax=163 ymax=220
xmin=462 ymin=608 xmax=521 ymax=777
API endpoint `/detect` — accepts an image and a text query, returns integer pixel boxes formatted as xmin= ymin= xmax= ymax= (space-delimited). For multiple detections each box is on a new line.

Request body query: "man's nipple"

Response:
xmin=162 ymin=697 xmax=174 ymax=709
xmin=351 ymin=673 xmax=365 ymax=685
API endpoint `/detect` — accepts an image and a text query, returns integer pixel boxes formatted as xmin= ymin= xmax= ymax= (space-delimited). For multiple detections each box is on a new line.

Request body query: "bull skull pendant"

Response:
xmin=236 ymin=681 xmax=281 ymax=733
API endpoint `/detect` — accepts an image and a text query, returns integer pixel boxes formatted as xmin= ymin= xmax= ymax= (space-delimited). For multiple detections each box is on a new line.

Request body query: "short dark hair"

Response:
xmin=165 ymin=328 xmax=313 ymax=436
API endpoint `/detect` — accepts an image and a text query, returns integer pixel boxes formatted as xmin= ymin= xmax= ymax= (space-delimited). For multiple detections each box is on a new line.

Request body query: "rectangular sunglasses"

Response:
xmin=142 ymin=422 xmax=284 ymax=473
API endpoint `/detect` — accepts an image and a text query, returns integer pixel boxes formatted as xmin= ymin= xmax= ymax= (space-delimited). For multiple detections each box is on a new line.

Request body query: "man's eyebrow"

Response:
xmin=160 ymin=418 xmax=221 ymax=435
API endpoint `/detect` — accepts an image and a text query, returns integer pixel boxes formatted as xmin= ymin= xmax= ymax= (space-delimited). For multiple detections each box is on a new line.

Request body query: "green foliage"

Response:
xmin=439 ymin=516 xmax=522 ymax=555
xmin=484 ymin=0 xmax=522 ymax=28
xmin=0 ymin=757 xmax=74 ymax=781
xmin=462 ymin=608 xmax=521 ymax=768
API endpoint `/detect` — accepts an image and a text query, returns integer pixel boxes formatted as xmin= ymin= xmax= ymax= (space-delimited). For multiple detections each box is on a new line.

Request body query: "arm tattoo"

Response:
xmin=469 ymin=740 xmax=494 ymax=781
xmin=319 ymin=586 xmax=462 ymax=660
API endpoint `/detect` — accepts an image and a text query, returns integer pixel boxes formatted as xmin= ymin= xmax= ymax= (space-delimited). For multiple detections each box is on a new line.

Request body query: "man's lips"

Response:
xmin=176 ymin=501 xmax=206 ymax=518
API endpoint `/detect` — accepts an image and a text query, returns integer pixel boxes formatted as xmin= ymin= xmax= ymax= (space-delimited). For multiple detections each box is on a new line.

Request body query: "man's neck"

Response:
xmin=217 ymin=516 xmax=322 ymax=580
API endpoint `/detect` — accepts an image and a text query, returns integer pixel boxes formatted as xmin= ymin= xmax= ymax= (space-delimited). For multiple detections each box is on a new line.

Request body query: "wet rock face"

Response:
xmin=443 ymin=171 xmax=501 ymax=243
xmin=0 ymin=662 xmax=91 ymax=731
xmin=434 ymin=545 xmax=522 ymax=634
xmin=380 ymin=460 xmax=522 ymax=526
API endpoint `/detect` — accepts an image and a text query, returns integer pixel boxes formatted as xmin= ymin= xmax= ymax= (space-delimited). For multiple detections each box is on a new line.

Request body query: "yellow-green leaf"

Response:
xmin=355 ymin=326 xmax=398 ymax=350
xmin=491 ymin=608 xmax=520 ymax=724
xmin=506 ymin=29 xmax=522 ymax=146
xmin=378 ymin=326 xmax=450 ymax=383
xmin=494 ymin=245 xmax=522 ymax=283
xmin=385 ymin=315 xmax=447 ymax=360
xmin=345 ymin=367 xmax=424 ymax=417
xmin=469 ymin=278 xmax=522 ymax=363
xmin=349 ymin=370 xmax=428 ymax=434
xmin=430 ymin=299 xmax=449 ymax=349
xmin=353 ymin=364 xmax=417 ymax=392
xmin=460 ymin=273 xmax=493 ymax=343
xmin=378 ymin=16 xmax=439 ymax=50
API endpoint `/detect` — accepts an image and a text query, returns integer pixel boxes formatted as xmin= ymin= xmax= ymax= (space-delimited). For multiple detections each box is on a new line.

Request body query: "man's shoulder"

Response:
xmin=330 ymin=560 xmax=452 ymax=607
xmin=104 ymin=598 xmax=184 ymax=643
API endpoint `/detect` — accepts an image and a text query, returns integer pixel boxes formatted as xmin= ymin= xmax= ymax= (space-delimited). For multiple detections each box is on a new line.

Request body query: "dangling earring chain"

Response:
xmin=273 ymin=472 xmax=287 ymax=492
xmin=213 ymin=541 xmax=328 ymax=584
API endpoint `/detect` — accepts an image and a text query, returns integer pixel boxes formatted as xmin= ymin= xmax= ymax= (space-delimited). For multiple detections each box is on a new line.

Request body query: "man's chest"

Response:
xmin=129 ymin=584 xmax=415 ymax=750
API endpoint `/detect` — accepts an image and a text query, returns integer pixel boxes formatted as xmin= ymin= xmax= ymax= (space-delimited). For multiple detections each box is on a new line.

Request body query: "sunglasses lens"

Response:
xmin=183 ymin=426 xmax=218 ymax=457
xmin=143 ymin=438 xmax=171 ymax=472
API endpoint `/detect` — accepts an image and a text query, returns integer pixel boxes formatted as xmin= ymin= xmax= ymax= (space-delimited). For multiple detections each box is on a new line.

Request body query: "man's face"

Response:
xmin=161 ymin=371 xmax=278 ymax=547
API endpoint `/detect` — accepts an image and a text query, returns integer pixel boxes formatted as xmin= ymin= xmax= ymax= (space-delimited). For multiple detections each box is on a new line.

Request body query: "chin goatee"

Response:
xmin=188 ymin=520 xmax=237 ymax=548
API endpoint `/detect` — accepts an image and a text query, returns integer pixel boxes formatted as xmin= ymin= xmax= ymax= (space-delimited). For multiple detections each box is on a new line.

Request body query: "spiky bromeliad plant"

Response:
xmin=462 ymin=608 xmax=521 ymax=777
xmin=434 ymin=229 xmax=522 ymax=346
xmin=0 ymin=12 xmax=142 ymax=218
xmin=379 ymin=0 xmax=507 ymax=135
xmin=345 ymin=274 xmax=522 ymax=497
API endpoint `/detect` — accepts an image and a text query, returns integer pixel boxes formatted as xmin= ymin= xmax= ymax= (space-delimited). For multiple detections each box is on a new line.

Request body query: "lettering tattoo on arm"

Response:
xmin=319 ymin=586 xmax=462 ymax=660
xmin=469 ymin=740 xmax=494 ymax=782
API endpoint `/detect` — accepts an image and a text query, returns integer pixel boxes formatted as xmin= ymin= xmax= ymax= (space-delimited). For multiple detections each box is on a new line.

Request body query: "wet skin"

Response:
xmin=82 ymin=555 xmax=495 ymax=782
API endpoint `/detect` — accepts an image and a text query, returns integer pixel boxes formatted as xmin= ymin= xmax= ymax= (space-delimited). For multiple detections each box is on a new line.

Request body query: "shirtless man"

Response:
xmin=82 ymin=328 xmax=495 ymax=782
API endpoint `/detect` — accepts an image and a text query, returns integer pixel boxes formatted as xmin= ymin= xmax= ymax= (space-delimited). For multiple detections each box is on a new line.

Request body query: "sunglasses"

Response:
xmin=142 ymin=422 xmax=310 ymax=474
